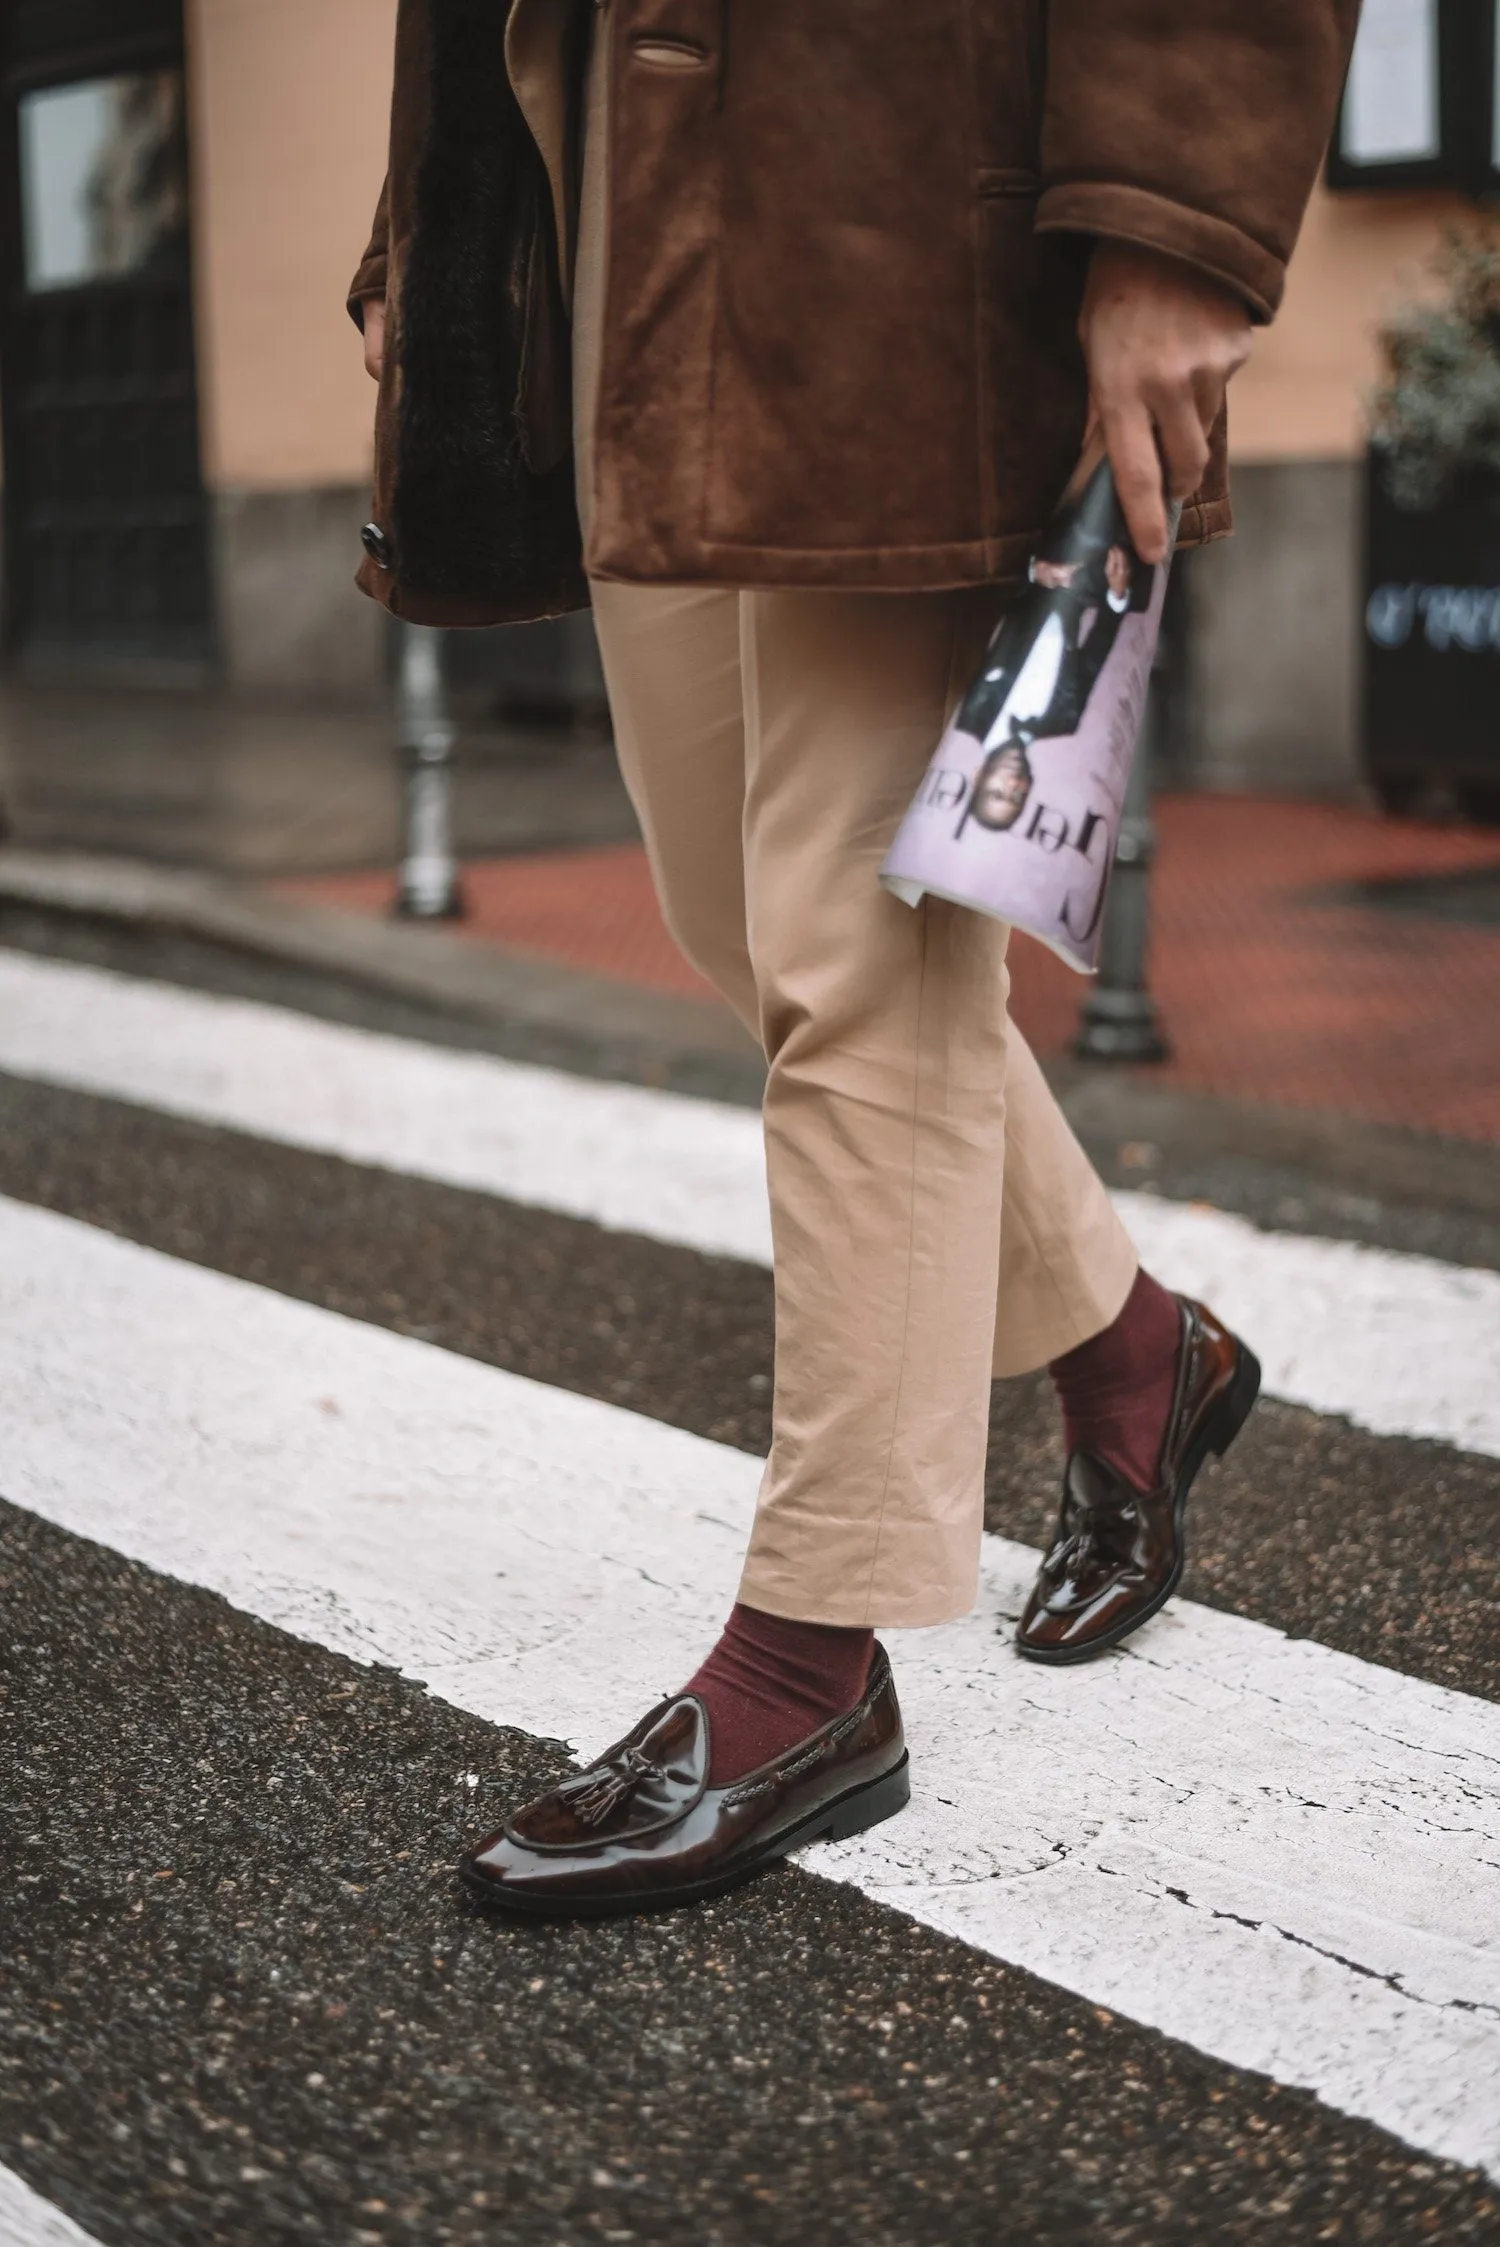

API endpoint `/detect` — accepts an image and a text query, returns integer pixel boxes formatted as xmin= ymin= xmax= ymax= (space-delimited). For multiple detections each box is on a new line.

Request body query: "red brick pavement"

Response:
xmin=285 ymin=797 xmax=1500 ymax=1145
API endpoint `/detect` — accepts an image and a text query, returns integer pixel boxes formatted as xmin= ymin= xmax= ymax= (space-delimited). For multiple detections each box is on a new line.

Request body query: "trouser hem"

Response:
xmin=991 ymin=1234 xmax=1139 ymax=1379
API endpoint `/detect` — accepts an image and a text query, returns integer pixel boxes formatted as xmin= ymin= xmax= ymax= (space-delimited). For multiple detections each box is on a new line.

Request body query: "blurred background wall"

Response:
xmin=1189 ymin=182 xmax=1467 ymax=801
xmin=188 ymin=0 xmax=396 ymax=705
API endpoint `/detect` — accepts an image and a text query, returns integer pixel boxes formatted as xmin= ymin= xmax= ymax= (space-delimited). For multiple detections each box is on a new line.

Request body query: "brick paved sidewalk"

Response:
xmin=285 ymin=797 xmax=1500 ymax=1146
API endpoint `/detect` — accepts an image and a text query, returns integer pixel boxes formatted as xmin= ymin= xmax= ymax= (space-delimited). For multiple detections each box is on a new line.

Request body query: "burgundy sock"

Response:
xmin=1049 ymin=1267 xmax=1184 ymax=1492
xmin=685 ymin=1603 xmax=875 ymax=1785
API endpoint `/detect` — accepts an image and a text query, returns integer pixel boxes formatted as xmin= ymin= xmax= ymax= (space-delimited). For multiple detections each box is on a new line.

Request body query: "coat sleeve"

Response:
xmin=346 ymin=175 xmax=391 ymax=329
xmin=1035 ymin=0 xmax=1361 ymax=322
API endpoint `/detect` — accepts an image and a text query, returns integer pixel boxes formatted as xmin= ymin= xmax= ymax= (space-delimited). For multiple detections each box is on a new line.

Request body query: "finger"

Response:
xmin=1100 ymin=400 xmax=1168 ymax=564
xmin=362 ymin=302 xmax=386 ymax=384
xmin=1192 ymin=364 xmax=1228 ymax=443
xmin=1150 ymin=386 xmax=1210 ymax=505
xmin=1079 ymin=404 xmax=1108 ymax=471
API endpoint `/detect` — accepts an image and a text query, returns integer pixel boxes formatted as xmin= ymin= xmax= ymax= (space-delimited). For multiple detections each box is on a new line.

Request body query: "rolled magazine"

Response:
xmin=881 ymin=454 xmax=1179 ymax=974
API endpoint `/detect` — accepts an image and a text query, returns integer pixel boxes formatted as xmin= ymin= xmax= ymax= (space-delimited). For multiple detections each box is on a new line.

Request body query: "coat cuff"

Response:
xmin=1035 ymin=181 xmax=1284 ymax=324
xmin=346 ymin=254 xmax=388 ymax=330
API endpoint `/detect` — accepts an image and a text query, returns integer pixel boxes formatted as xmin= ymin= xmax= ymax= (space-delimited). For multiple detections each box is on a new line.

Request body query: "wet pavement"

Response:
xmin=287 ymin=797 xmax=1500 ymax=1143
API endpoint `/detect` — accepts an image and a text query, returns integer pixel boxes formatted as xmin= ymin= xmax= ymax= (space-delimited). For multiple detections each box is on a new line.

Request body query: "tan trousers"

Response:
xmin=569 ymin=22 xmax=1138 ymax=1628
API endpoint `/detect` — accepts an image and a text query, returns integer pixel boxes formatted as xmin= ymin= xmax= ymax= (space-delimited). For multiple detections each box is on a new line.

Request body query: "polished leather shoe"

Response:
xmin=461 ymin=1648 xmax=909 ymax=1919
xmin=1015 ymin=1296 xmax=1260 ymax=1665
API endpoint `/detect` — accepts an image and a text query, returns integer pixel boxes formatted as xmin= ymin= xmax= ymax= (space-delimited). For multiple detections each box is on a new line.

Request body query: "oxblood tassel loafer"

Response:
xmin=460 ymin=1647 xmax=910 ymax=1920
xmin=1015 ymin=1295 xmax=1261 ymax=1666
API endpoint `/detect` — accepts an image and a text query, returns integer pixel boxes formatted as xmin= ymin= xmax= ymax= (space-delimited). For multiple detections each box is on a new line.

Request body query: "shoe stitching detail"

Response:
xmin=720 ymin=1678 xmax=883 ymax=1808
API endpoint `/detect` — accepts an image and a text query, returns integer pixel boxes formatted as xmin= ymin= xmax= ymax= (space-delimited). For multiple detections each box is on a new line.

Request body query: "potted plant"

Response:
xmin=1365 ymin=227 xmax=1500 ymax=822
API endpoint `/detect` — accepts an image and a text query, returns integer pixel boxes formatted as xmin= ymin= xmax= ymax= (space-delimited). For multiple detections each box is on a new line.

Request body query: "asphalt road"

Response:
xmin=1 ymin=934 xmax=1498 ymax=2243
xmin=5 ymin=1502 xmax=1497 ymax=2247
xmin=5 ymin=891 xmax=1500 ymax=1271
xmin=0 ymin=1067 xmax=1493 ymax=1706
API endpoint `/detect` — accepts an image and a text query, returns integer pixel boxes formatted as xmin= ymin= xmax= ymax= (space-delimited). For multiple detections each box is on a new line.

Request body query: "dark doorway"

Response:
xmin=0 ymin=0 xmax=214 ymax=676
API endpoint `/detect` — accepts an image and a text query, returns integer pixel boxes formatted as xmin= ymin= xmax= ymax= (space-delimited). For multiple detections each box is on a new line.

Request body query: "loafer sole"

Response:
xmin=1016 ymin=1340 xmax=1262 ymax=1668
xmin=459 ymin=1751 xmax=912 ymax=1921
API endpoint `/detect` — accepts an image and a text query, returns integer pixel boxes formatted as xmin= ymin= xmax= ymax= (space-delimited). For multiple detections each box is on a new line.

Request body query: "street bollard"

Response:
xmin=394 ymin=621 xmax=465 ymax=921
xmin=1074 ymin=663 xmax=1170 ymax=1063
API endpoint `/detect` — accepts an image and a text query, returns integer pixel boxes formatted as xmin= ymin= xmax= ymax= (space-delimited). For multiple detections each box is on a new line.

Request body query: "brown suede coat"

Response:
xmin=350 ymin=0 xmax=1358 ymax=627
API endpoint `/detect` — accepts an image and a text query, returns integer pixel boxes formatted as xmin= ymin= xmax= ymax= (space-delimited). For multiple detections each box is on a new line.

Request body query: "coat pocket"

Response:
xmin=976 ymin=166 xmax=1041 ymax=200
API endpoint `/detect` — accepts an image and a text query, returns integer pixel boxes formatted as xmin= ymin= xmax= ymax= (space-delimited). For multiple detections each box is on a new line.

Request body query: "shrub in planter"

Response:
xmin=1365 ymin=229 xmax=1500 ymax=822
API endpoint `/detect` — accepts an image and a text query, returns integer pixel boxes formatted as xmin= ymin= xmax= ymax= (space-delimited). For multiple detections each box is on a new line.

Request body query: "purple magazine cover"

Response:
xmin=881 ymin=456 xmax=1178 ymax=974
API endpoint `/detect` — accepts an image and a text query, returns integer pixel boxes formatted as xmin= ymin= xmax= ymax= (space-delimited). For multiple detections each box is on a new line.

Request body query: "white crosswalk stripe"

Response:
xmin=0 ymin=2165 xmax=103 ymax=2247
xmin=3 ymin=1193 xmax=1497 ymax=2178
xmin=2 ymin=947 xmax=1498 ymax=1458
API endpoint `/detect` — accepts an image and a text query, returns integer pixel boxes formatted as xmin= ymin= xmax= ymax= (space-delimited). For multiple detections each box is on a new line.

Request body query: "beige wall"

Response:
xmin=1230 ymin=180 xmax=1465 ymax=464
xmin=186 ymin=0 xmax=396 ymax=491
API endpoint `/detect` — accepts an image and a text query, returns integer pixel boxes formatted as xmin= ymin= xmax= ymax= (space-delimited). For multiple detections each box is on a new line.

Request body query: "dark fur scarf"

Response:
xmin=393 ymin=0 xmax=587 ymax=617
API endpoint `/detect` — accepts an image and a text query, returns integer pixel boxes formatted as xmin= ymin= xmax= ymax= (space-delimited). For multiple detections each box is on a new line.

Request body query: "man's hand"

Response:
xmin=362 ymin=297 xmax=387 ymax=384
xmin=1079 ymin=242 xmax=1252 ymax=564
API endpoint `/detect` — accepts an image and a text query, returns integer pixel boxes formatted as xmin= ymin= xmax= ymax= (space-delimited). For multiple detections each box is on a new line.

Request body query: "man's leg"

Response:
xmin=595 ymin=582 xmax=1022 ymax=1619
xmin=592 ymin=572 xmax=887 ymax=1778
xmin=992 ymin=1028 xmax=1138 ymax=1378
xmin=589 ymin=578 xmax=756 ymax=1028
xmin=990 ymin=1013 xmax=1260 ymax=1669
xmin=593 ymin=579 xmax=1018 ymax=1723
xmin=731 ymin=585 xmax=1015 ymax=1629
xmin=992 ymin=1030 xmax=1194 ymax=1514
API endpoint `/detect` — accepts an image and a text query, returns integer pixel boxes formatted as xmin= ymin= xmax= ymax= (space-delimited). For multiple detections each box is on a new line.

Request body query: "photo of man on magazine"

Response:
xmin=960 ymin=504 xmax=1155 ymax=837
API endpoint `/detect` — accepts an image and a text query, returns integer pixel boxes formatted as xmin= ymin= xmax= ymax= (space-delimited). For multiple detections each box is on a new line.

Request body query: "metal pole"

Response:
xmin=394 ymin=621 xmax=464 ymax=920
xmin=1074 ymin=663 xmax=1170 ymax=1063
